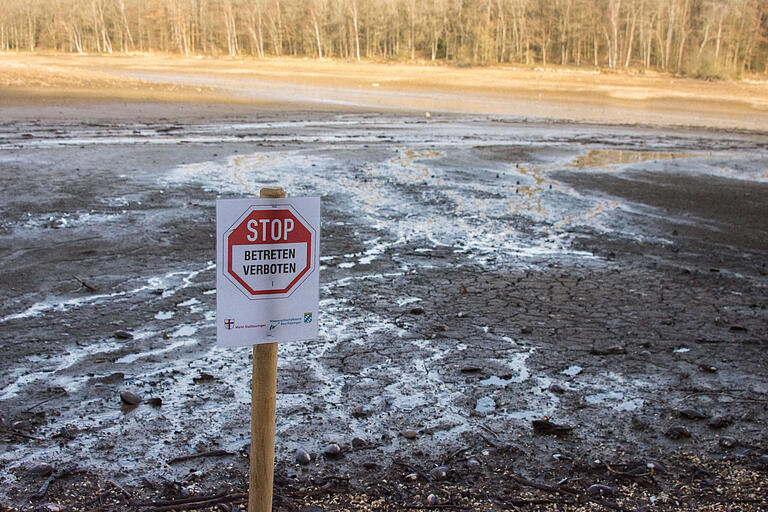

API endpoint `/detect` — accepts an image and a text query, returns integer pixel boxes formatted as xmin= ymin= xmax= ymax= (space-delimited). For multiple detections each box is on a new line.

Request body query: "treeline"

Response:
xmin=1 ymin=0 xmax=767 ymax=77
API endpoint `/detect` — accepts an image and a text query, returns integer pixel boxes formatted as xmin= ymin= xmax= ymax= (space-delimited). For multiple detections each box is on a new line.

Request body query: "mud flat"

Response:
xmin=1 ymin=72 xmax=767 ymax=509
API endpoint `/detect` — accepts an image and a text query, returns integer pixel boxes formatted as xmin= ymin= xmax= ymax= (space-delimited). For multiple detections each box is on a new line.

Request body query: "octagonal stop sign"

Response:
xmin=224 ymin=205 xmax=317 ymax=299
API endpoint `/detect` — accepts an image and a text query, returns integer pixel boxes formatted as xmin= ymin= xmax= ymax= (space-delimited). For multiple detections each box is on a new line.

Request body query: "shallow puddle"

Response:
xmin=570 ymin=150 xmax=697 ymax=169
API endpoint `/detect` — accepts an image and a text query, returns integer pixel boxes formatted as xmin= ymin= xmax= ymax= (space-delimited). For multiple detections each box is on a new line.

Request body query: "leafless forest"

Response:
xmin=1 ymin=0 xmax=767 ymax=77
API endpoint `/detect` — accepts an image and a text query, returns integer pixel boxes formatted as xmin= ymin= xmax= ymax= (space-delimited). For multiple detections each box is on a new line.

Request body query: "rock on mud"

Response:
xmin=678 ymin=408 xmax=708 ymax=420
xmin=351 ymin=437 xmax=367 ymax=448
xmin=429 ymin=465 xmax=449 ymax=481
xmin=665 ymin=425 xmax=691 ymax=439
xmin=719 ymin=436 xmax=739 ymax=448
xmin=548 ymin=383 xmax=566 ymax=394
xmin=323 ymin=443 xmax=342 ymax=458
xmin=708 ymin=415 xmax=732 ymax=429
xmin=120 ymin=391 xmax=142 ymax=405
xmin=26 ymin=463 xmax=54 ymax=477
xmin=586 ymin=484 xmax=616 ymax=496
xmin=400 ymin=430 xmax=418 ymax=440
xmin=532 ymin=418 xmax=574 ymax=435
xmin=295 ymin=448 xmax=311 ymax=465
xmin=113 ymin=330 xmax=133 ymax=340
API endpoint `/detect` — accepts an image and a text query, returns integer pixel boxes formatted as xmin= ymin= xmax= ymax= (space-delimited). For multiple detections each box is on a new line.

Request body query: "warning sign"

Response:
xmin=216 ymin=197 xmax=320 ymax=347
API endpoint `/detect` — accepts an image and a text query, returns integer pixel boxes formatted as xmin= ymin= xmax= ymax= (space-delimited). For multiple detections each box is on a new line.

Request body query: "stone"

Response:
xmin=665 ymin=425 xmax=691 ymax=439
xmin=351 ymin=437 xmax=367 ymax=448
xmin=708 ymin=416 xmax=732 ymax=429
xmin=113 ymin=330 xmax=133 ymax=340
xmin=532 ymin=418 xmax=574 ymax=435
xmin=295 ymin=448 xmax=311 ymax=465
xmin=678 ymin=408 xmax=708 ymax=420
xmin=120 ymin=391 xmax=142 ymax=405
xmin=719 ymin=436 xmax=739 ymax=448
xmin=26 ymin=463 xmax=54 ymax=477
xmin=520 ymin=326 xmax=533 ymax=334
xmin=147 ymin=397 xmax=162 ymax=407
xmin=400 ymin=430 xmax=418 ymax=440
xmin=429 ymin=465 xmax=449 ymax=481
xmin=586 ymin=484 xmax=615 ymax=496
xmin=466 ymin=457 xmax=480 ymax=468
xmin=646 ymin=460 xmax=667 ymax=474
xmin=590 ymin=344 xmax=626 ymax=355
xmin=427 ymin=494 xmax=438 ymax=505
xmin=548 ymin=383 xmax=566 ymax=394
xmin=323 ymin=443 xmax=342 ymax=458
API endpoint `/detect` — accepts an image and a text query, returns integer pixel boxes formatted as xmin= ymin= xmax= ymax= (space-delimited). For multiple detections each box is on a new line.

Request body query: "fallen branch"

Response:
xmin=508 ymin=473 xmax=639 ymax=512
xmin=72 ymin=274 xmax=98 ymax=292
xmin=142 ymin=493 xmax=248 ymax=512
xmin=167 ymin=449 xmax=234 ymax=464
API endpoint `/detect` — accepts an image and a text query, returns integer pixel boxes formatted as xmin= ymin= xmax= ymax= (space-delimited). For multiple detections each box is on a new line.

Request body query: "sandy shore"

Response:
xmin=2 ymin=53 xmax=768 ymax=130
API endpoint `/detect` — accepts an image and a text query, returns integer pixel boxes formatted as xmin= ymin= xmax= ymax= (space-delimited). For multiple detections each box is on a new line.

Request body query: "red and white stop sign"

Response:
xmin=223 ymin=205 xmax=317 ymax=299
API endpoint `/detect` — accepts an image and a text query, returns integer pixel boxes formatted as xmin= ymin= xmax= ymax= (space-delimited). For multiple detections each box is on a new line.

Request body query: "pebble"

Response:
xmin=758 ymin=455 xmax=768 ymax=468
xmin=532 ymin=418 xmax=574 ymax=435
xmin=426 ymin=494 xmax=438 ymax=505
xmin=26 ymin=463 xmax=54 ymax=477
xmin=410 ymin=306 xmax=425 ymax=315
xmin=404 ymin=472 xmax=418 ymax=481
xmin=698 ymin=364 xmax=718 ymax=373
xmin=548 ymin=383 xmax=565 ymax=394
xmin=520 ymin=326 xmax=533 ymax=334
xmin=146 ymin=397 xmax=162 ymax=407
xmin=466 ymin=457 xmax=480 ymax=468
xmin=590 ymin=344 xmax=626 ymax=355
xmin=323 ymin=443 xmax=342 ymax=458
xmin=646 ymin=460 xmax=667 ymax=474
xmin=400 ymin=430 xmax=418 ymax=440
xmin=665 ymin=425 xmax=691 ymax=439
xmin=113 ymin=330 xmax=133 ymax=340
xmin=35 ymin=505 xmax=63 ymax=512
xmin=350 ymin=406 xmax=365 ymax=417
xmin=708 ymin=415 xmax=732 ymax=429
xmin=193 ymin=373 xmax=215 ymax=384
xmin=295 ymin=448 xmax=311 ymax=465
xmin=678 ymin=408 xmax=708 ymax=420
xmin=120 ymin=391 xmax=142 ymax=405
xmin=586 ymin=484 xmax=616 ymax=496
xmin=719 ymin=436 xmax=739 ymax=448
xmin=429 ymin=465 xmax=449 ymax=481
xmin=351 ymin=437 xmax=367 ymax=448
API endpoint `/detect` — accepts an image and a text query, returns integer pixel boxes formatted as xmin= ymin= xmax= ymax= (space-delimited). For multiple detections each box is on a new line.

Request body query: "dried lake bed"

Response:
xmin=1 ymin=112 xmax=767 ymax=510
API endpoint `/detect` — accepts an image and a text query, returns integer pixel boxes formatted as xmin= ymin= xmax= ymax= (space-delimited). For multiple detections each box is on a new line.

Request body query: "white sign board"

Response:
xmin=216 ymin=197 xmax=320 ymax=347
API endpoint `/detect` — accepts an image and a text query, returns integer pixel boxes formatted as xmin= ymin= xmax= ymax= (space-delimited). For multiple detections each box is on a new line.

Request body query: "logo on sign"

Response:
xmin=304 ymin=312 xmax=312 ymax=323
xmin=224 ymin=319 xmax=235 ymax=330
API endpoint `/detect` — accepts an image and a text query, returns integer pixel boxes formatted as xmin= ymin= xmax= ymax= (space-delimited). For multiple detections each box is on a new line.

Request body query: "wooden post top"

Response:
xmin=260 ymin=186 xmax=286 ymax=198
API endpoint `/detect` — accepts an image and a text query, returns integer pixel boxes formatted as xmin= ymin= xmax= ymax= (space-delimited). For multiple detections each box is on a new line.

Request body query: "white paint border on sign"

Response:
xmin=216 ymin=197 xmax=320 ymax=347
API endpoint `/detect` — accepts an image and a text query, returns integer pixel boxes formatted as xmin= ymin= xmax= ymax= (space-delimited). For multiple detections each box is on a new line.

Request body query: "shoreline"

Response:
xmin=2 ymin=53 xmax=768 ymax=131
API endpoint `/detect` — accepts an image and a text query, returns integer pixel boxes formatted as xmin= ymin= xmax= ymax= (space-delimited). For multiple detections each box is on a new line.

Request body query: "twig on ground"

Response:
xmin=72 ymin=274 xmax=98 ymax=292
xmin=167 ymin=449 xmax=234 ymax=464
xmin=140 ymin=493 xmax=248 ymax=512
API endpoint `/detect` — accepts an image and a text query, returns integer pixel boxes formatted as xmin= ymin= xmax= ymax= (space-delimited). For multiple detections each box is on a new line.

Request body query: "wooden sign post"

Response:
xmin=250 ymin=186 xmax=284 ymax=512
xmin=216 ymin=186 xmax=319 ymax=512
